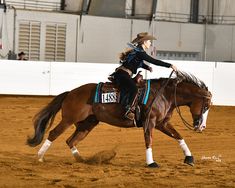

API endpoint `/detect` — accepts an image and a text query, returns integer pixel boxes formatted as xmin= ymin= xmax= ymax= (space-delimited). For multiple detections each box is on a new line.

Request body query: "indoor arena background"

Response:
xmin=0 ymin=0 xmax=235 ymax=187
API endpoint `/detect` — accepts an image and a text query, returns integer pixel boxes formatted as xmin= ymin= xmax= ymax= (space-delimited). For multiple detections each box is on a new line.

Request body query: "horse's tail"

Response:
xmin=27 ymin=91 xmax=70 ymax=147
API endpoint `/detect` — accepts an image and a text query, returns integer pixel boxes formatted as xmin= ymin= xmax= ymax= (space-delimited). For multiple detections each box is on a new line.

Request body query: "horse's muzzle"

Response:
xmin=193 ymin=118 xmax=203 ymax=132
xmin=195 ymin=109 xmax=209 ymax=132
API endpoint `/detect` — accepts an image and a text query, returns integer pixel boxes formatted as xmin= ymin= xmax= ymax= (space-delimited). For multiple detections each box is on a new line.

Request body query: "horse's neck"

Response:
xmin=173 ymin=82 xmax=201 ymax=106
xmin=150 ymin=79 xmax=199 ymax=106
xmin=150 ymin=79 xmax=176 ymax=105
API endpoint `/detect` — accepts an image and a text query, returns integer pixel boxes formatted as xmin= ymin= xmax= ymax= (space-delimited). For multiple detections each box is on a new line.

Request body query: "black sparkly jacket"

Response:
xmin=121 ymin=46 xmax=172 ymax=74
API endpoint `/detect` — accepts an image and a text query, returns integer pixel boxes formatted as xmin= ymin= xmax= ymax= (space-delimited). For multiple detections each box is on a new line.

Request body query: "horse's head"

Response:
xmin=189 ymin=89 xmax=212 ymax=132
xmin=176 ymin=71 xmax=212 ymax=132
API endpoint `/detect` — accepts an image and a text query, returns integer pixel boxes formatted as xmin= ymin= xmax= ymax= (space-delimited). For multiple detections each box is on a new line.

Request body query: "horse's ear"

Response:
xmin=207 ymin=91 xmax=212 ymax=99
xmin=198 ymin=89 xmax=212 ymax=99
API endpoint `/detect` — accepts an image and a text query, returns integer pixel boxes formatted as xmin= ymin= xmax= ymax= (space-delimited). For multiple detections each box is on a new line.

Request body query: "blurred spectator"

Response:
xmin=18 ymin=52 xmax=27 ymax=60
xmin=7 ymin=50 xmax=17 ymax=60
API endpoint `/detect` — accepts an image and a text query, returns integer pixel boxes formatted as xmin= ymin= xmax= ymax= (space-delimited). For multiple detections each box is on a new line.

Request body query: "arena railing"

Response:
xmin=5 ymin=0 xmax=61 ymax=11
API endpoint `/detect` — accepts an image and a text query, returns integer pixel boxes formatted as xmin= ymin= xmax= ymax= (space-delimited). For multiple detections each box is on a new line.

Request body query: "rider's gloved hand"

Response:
xmin=171 ymin=64 xmax=178 ymax=71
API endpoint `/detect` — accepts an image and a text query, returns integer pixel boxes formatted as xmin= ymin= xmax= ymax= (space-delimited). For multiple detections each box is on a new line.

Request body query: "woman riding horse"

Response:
xmin=27 ymin=33 xmax=212 ymax=168
xmin=112 ymin=32 xmax=177 ymax=120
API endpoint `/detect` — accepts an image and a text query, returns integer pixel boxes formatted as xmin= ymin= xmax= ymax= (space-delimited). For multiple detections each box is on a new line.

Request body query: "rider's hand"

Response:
xmin=149 ymin=67 xmax=153 ymax=72
xmin=171 ymin=64 xmax=177 ymax=71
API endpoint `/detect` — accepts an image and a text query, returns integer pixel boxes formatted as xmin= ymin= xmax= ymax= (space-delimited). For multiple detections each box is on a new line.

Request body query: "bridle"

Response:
xmin=173 ymin=74 xmax=211 ymax=131
xmin=144 ymin=70 xmax=211 ymax=132
xmin=174 ymin=84 xmax=196 ymax=131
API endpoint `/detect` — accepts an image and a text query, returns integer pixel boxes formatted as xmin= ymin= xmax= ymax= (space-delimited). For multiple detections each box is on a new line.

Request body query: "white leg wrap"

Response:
xmin=71 ymin=146 xmax=79 ymax=155
xmin=178 ymin=139 xmax=191 ymax=156
xmin=38 ymin=139 xmax=52 ymax=159
xmin=146 ymin=148 xmax=154 ymax=165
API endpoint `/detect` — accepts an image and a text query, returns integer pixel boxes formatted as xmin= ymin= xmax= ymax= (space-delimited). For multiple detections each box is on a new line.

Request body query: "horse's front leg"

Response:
xmin=143 ymin=121 xmax=160 ymax=168
xmin=156 ymin=121 xmax=194 ymax=166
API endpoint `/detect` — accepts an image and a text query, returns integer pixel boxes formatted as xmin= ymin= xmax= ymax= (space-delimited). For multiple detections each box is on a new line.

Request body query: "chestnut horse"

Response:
xmin=27 ymin=71 xmax=212 ymax=168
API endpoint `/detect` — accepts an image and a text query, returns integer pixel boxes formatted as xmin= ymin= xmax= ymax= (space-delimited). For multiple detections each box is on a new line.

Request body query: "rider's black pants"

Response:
xmin=113 ymin=69 xmax=138 ymax=107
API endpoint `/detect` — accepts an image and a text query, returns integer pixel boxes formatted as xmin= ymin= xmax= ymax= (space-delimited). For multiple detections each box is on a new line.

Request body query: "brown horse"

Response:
xmin=27 ymin=71 xmax=212 ymax=168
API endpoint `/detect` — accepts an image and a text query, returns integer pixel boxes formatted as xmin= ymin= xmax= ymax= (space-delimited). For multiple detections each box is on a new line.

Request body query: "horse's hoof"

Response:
xmin=184 ymin=156 xmax=194 ymax=166
xmin=147 ymin=162 xmax=160 ymax=168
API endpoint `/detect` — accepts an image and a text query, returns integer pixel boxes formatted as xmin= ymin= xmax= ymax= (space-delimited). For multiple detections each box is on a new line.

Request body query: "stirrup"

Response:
xmin=125 ymin=108 xmax=135 ymax=120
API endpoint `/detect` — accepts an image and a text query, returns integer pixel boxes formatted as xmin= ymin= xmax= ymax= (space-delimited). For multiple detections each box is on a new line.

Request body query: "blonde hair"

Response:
xmin=119 ymin=40 xmax=145 ymax=61
xmin=119 ymin=48 xmax=133 ymax=61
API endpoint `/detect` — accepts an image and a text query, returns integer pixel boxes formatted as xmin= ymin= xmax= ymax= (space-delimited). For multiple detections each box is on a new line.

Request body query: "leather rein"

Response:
xmin=173 ymin=73 xmax=212 ymax=131
xmin=173 ymin=82 xmax=196 ymax=131
xmin=144 ymin=70 xmax=175 ymax=132
xmin=144 ymin=70 xmax=211 ymax=132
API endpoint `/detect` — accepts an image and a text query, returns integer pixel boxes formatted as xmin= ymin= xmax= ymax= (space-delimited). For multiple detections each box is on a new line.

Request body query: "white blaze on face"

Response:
xmin=199 ymin=109 xmax=209 ymax=131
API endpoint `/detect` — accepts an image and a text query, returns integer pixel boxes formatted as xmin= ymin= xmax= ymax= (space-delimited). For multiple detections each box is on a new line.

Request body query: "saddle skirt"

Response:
xmin=94 ymin=79 xmax=151 ymax=105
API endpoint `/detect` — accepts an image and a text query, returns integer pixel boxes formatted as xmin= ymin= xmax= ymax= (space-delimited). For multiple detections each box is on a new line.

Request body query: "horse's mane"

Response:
xmin=176 ymin=71 xmax=208 ymax=90
xmin=150 ymin=71 xmax=208 ymax=90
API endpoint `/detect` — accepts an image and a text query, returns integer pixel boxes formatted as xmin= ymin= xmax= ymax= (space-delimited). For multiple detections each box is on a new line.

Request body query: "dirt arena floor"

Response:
xmin=0 ymin=95 xmax=234 ymax=188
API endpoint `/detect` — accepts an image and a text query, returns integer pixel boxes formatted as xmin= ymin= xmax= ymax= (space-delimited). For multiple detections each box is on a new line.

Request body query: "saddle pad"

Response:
xmin=94 ymin=80 xmax=151 ymax=105
xmin=94 ymin=83 xmax=120 ymax=103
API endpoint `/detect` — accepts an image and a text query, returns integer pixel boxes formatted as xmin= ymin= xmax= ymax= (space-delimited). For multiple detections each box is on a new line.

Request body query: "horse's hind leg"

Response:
xmin=66 ymin=115 xmax=99 ymax=162
xmin=156 ymin=122 xmax=194 ymax=166
xmin=38 ymin=119 xmax=72 ymax=162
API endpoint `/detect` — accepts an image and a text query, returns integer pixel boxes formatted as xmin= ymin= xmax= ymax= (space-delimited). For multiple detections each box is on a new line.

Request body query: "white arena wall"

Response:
xmin=0 ymin=60 xmax=234 ymax=106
